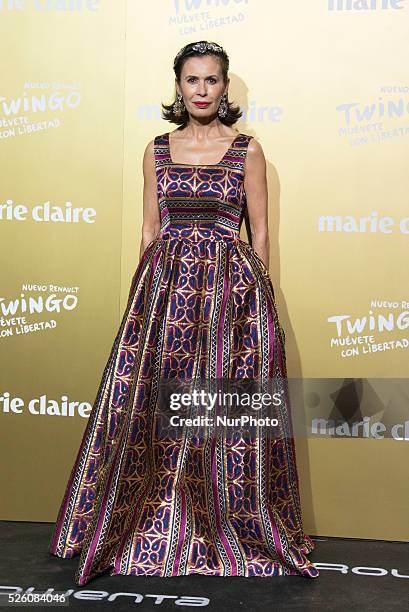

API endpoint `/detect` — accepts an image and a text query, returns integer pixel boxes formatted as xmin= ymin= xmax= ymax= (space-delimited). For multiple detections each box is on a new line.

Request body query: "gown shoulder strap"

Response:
xmin=153 ymin=133 xmax=171 ymax=168
xmin=222 ymin=133 xmax=254 ymax=172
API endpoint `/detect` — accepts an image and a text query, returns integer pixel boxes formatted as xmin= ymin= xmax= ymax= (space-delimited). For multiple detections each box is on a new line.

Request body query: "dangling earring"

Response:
xmin=173 ymin=93 xmax=185 ymax=117
xmin=218 ymin=93 xmax=228 ymax=117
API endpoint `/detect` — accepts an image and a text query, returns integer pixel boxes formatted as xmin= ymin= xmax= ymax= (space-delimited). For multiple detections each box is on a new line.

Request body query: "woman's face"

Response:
xmin=176 ymin=54 xmax=228 ymax=118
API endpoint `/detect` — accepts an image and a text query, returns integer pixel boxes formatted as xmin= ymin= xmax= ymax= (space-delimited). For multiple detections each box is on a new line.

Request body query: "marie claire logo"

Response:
xmin=0 ymin=0 xmax=100 ymax=11
xmin=0 ymin=82 xmax=81 ymax=140
xmin=169 ymin=0 xmax=248 ymax=36
xmin=328 ymin=0 xmax=406 ymax=10
xmin=0 ymin=391 xmax=92 ymax=418
xmin=311 ymin=416 xmax=409 ymax=440
xmin=0 ymin=586 xmax=210 ymax=606
xmin=327 ymin=300 xmax=409 ymax=358
xmin=0 ymin=199 xmax=96 ymax=223
xmin=0 ymin=283 xmax=79 ymax=339
xmin=318 ymin=212 xmax=409 ymax=234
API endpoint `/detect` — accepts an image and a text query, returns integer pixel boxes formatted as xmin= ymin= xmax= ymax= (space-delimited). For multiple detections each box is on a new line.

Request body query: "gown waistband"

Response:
xmin=159 ymin=222 xmax=240 ymax=243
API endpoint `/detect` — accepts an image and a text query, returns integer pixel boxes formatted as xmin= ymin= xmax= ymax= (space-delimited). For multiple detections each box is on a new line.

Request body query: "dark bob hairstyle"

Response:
xmin=161 ymin=40 xmax=242 ymax=128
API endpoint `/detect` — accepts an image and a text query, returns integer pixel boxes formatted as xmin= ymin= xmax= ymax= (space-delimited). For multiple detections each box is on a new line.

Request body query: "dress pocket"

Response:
xmin=241 ymin=239 xmax=270 ymax=277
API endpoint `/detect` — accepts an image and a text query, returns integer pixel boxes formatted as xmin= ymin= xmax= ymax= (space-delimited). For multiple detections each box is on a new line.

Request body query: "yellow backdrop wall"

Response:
xmin=1 ymin=0 xmax=408 ymax=541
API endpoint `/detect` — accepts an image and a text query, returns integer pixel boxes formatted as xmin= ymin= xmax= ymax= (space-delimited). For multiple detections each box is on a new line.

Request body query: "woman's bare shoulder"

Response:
xmin=144 ymin=137 xmax=156 ymax=153
xmin=142 ymin=138 xmax=157 ymax=175
xmin=246 ymin=136 xmax=265 ymax=161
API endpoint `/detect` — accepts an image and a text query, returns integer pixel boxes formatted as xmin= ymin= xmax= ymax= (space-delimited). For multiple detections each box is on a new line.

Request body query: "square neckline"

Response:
xmin=166 ymin=131 xmax=242 ymax=167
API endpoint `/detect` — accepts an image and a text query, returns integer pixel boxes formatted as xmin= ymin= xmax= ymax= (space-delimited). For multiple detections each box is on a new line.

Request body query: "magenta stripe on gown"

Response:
xmin=49 ymin=131 xmax=319 ymax=584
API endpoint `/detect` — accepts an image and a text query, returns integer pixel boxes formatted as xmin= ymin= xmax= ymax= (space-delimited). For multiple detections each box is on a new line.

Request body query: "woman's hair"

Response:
xmin=161 ymin=40 xmax=242 ymax=128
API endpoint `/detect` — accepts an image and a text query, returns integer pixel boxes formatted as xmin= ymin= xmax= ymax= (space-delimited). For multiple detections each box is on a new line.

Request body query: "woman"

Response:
xmin=49 ymin=40 xmax=319 ymax=584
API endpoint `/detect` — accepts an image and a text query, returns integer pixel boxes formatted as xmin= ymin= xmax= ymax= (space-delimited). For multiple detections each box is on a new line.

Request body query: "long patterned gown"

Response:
xmin=49 ymin=131 xmax=319 ymax=585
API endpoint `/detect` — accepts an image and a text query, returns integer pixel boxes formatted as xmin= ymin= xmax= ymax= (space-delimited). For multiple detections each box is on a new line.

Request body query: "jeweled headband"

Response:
xmin=173 ymin=42 xmax=225 ymax=70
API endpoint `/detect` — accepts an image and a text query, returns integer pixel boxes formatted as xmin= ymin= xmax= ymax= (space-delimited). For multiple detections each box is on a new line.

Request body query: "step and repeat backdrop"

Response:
xmin=0 ymin=0 xmax=408 ymax=541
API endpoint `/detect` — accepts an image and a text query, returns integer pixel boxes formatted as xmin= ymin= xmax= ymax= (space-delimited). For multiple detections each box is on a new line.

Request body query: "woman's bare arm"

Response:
xmin=243 ymin=138 xmax=270 ymax=271
xmin=139 ymin=139 xmax=161 ymax=261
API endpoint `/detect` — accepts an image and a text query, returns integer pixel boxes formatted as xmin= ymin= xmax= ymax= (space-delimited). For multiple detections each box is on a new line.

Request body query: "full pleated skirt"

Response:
xmin=49 ymin=228 xmax=319 ymax=585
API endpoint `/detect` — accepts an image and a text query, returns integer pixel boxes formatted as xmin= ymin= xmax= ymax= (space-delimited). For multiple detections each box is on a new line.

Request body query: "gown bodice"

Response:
xmin=154 ymin=131 xmax=253 ymax=241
